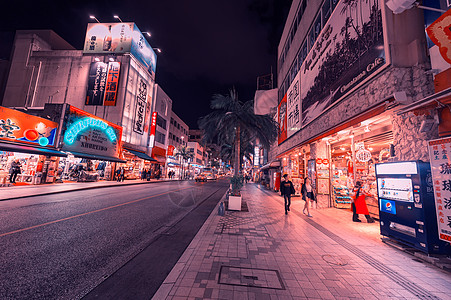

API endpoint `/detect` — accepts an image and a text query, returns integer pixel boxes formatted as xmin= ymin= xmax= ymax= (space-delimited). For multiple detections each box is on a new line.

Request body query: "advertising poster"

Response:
xmin=62 ymin=106 xmax=122 ymax=159
xmin=86 ymin=62 xmax=108 ymax=106
xmin=83 ymin=23 xmax=134 ymax=53
xmin=131 ymin=24 xmax=158 ymax=76
xmin=0 ymin=106 xmax=58 ymax=147
xmin=103 ymin=62 xmax=121 ymax=106
xmin=167 ymin=145 xmax=175 ymax=156
xmin=277 ymin=95 xmax=287 ymax=145
xmin=286 ymin=71 xmax=301 ymax=138
xmin=300 ymin=0 xmax=387 ymax=127
xmin=133 ymin=78 xmax=148 ymax=135
xmin=428 ymin=137 xmax=451 ymax=242
xmin=148 ymin=112 xmax=158 ymax=148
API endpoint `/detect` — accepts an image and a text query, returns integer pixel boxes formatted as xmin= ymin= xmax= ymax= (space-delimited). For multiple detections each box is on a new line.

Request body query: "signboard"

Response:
xmin=428 ymin=137 xmax=451 ymax=242
xmin=0 ymin=106 xmax=58 ymax=147
xmin=103 ymin=62 xmax=121 ymax=106
xmin=254 ymin=146 xmax=260 ymax=166
xmin=83 ymin=23 xmax=157 ymax=76
xmin=300 ymin=0 xmax=387 ymax=127
xmin=86 ymin=62 xmax=108 ymax=105
xmin=277 ymin=94 xmax=287 ymax=145
xmin=287 ymin=72 xmax=301 ymax=138
xmin=149 ymin=112 xmax=158 ymax=148
xmin=167 ymin=145 xmax=175 ymax=156
xmin=133 ymin=78 xmax=148 ymax=135
xmin=426 ymin=8 xmax=451 ymax=64
xmin=62 ymin=106 xmax=122 ymax=158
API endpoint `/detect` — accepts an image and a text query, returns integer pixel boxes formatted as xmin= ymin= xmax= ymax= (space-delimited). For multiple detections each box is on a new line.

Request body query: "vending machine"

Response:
xmin=376 ymin=161 xmax=450 ymax=254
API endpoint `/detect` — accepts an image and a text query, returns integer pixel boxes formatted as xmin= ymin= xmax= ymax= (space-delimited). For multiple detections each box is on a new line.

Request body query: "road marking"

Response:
xmin=0 ymin=186 xmax=193 ymax=238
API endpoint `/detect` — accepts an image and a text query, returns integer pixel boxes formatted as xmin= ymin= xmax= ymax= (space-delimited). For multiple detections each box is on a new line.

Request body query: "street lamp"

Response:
xmin=113 ymin=15 xmax=123 ymax=22
xmin=153 ymin=48 xmax=162 ymax=53
xmin=142 ymin=31 xmax=152 ymax=37
xmin=89 ymin=15 xmax=100 ymax=23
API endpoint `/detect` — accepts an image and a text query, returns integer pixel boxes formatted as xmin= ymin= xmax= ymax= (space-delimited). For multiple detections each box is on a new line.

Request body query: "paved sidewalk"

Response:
xmin=153 ymin=183 xmax=451 ymax=300
xmin=0 ymin=178 xmax=181 ymax=201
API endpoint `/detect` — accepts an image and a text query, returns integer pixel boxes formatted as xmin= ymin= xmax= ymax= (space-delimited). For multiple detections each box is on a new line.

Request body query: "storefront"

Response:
xmin=121 ymin=147 xmax=157 ymax=179
xmin=0 ymin=106 xmax=67 ymax=186
xmin=60 ymin=105 xmax=124 ymax=182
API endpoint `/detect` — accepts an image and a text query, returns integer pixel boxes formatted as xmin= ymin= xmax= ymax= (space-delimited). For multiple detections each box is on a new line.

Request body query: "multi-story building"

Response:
xmin=272 ymin=0 xmax=451 ymax=218
xmin=169 ymin=112 xmax=188 ymax=149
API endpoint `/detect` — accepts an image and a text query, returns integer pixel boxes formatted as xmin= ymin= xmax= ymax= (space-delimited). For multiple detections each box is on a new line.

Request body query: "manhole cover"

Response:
xmin=322 ymin=254 xmax=348 ymax=266
xmin=218 ymin=266 xmax=285 ymax=290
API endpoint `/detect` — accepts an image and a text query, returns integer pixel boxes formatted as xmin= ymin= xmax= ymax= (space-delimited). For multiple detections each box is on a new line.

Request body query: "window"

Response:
xmin=189 ymin=148 xmax=194 ymax=152
xmin=169 ymin=133 xmax=173 ymax=139
xmin=196 ymin=158 xmax=202 ymax=164
xmin=176 ymin=137 xmax=179 ymax=143
xmin=156 ymin=115 xmax=167 ymax=130
xmin=322 ymin=0 xmax=331 ymax=25
xmin=156 ymin=131 xmax=166 ymax=144
xmin=177 ymin=123 xmax=180 ymax=130
xmin=197 ymin=149 xmax=202 ymax=155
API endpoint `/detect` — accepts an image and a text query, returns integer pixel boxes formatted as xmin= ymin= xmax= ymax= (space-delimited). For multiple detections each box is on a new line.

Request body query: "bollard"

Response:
xmin=218 ymin=202 xmax=225 ymax=216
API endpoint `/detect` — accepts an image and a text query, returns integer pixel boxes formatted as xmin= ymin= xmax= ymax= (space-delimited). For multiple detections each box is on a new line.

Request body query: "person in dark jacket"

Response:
xmin=9 ymin=159 xmax=21 ymax=184
xmin=301 ymin=177 xmax=315 ymax=217
xmin=280 ymin=174 xmax=296 ymax=215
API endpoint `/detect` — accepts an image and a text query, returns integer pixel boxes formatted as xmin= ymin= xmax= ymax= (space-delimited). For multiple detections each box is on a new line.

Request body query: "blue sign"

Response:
xmin=381 ymin=199 xmax=397 ymax=215
xmin=64 ymin=117 xmax=117 ymax=145
xmin=131 ymin=24 xmax=157 ymax=76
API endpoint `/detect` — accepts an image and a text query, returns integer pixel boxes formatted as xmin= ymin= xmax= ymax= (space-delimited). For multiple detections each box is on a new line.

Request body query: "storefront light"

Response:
xmin=94 ymin=57 xmax=100 ymax=62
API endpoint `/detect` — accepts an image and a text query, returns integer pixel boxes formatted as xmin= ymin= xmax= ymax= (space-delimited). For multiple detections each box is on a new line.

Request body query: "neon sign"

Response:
xmin=64 ymin=117 xmax=117 ymax=145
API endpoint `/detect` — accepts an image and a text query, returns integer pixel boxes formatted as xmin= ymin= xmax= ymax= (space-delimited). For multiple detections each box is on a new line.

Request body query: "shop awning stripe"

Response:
xmin=0 ymin=142 xmax=68 ymax=157
xmin=125 ymin=149 xmax=157 ymax=162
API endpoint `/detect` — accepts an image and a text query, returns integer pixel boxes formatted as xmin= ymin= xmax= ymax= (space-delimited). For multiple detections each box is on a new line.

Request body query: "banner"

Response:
xmin=62 ymin=106 xmax=122 ymax=158
xmin=428 ymin=137 xmax=451 ymax=242
xmin=286 ymin=72 xmax=301 ymax=138
xmin=300 ymin=0 xmax=387 ymax=127
xmin=277 ymin=95 xmax=287 ymax=145
xmin=149 ymin=112 xmax=158 ymax=148
xmin=103 ymin=62 xmax=121 ymax=106
xmin=133 ymin=78 xmax=148 ymax=135
xmin=86 ymin=62 xmax=108 ymax=106
xmin=167 ymin=145 xmax=175 ymax=156
xmin=0 ymin=106 xmax=58 ymax=147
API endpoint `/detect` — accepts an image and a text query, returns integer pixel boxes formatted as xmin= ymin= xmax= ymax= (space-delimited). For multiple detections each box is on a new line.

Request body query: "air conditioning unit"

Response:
xmin=386 ymin=0 xmax=416 ymax=14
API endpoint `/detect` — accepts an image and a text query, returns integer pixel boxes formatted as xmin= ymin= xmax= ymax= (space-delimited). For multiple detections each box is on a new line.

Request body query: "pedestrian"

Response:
xmin=351 ymin=181 xmax=375 ymax=223
xmin=301 ymin=177 xmax=315 ymax=217
xmin=9 ymin=159 xmax=21 ymax=184
xmin=118 ymin=167 xmax=125 ymax=182
xmin=280 ymin=174 xmax=296 ymax=215
xmin=141 ymin=169 xmax=146 ymax=180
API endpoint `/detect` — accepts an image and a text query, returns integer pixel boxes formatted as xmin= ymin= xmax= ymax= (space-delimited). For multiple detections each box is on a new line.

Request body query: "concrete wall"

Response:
xmin=153 ymin=84 xmax=173 ymax=150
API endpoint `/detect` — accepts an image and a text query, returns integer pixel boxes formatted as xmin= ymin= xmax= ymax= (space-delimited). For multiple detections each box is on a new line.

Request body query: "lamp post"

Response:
xmin=113 ymin=15 xmax=123 ymax=22
xmin=142 ymin=32 xmax=152 ymax=37
xmin=153 ymin=48 xmax=162 ymax=53
xmin=89 ymin=15 xmax=100 ymax=23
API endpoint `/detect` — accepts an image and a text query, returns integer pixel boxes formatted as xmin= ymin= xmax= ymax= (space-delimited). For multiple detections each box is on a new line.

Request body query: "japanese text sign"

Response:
xmin=133 ymin=78 xmax=148 ymax=135
xmin=287 ymin=71 xmax=301 ymax=138
xmin=103 ymin=62 xmax=121 ymax=106
xmin=0 ymin=106 xmax=58 ymax=147
xmin=428 ymin=137 xmax=451 ymax=243
xmin=149 ymin=111 xmax=157 ymax=148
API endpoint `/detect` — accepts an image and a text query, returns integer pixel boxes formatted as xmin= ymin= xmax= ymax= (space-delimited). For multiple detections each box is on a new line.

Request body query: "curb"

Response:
xmin=0 ymin=179 xmax=185 ymax=202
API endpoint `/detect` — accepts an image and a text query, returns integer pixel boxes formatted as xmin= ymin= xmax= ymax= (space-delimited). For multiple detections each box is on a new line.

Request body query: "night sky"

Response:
xmin=0 ymin=0 xmax=291 ymax=128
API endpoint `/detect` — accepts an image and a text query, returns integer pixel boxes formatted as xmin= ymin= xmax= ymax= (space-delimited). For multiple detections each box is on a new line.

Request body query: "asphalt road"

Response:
xmin=0 ymin=179 xmax=229 ymax=300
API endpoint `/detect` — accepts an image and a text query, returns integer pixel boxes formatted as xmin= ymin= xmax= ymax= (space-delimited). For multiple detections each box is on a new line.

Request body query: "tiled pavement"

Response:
xmin=153 ymin=183 xmax=451 ymax=300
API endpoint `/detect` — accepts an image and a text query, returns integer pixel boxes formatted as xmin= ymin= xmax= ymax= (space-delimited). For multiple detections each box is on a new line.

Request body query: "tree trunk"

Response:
xmin=234 ymin=124 xmax=240 ymax=177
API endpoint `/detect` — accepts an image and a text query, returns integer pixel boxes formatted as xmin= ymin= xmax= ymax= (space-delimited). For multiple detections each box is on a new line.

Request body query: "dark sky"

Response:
xmin=1 ymin=0 xmax=291 ymax=128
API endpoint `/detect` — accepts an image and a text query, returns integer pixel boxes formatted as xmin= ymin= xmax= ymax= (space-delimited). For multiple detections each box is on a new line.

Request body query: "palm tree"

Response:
xmin=199 ymin=88 xmax=278 ymax=176
xmin=175 ymin=146 xmax=194 ymax=179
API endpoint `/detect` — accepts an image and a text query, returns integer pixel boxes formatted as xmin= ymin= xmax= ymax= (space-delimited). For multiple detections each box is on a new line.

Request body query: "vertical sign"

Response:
xmin=133 ymin=78 xmax=147 ymax=135
xmin=86 ymin=62 xmax=108 ymax=105
xmin=103 ymin=62 xmax=121 ymax=106
xmin=254 ymin=146 xmax=260 ymax=166
xmin=287 ymin=72 xmax=301 ymax=138
xmin=277 ymin=94 xmax=287 ymax=144
xmin=428 ymin=137 xmax=451 ymax=242
xmin=149 ymin=111 xmax=158 ymax=147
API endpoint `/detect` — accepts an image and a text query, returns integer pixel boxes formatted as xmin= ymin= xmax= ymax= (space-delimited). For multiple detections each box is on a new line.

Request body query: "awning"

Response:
xmin=152 ymin=155 xmax=166 ymax=164
xmin=0 ymin=142 xmax=67 ymax=157
xmin=125 ymin=149 xmax=157 ymax=162
xmin=397 ymin=87 xmax=451 ymax=114
xmin=167 ymin=162 xmax=180 ymax=166
xmin=260 ymin=160 xmax=281 ymax=170
xmin=66 ymin=151 xmax=126 ymax=163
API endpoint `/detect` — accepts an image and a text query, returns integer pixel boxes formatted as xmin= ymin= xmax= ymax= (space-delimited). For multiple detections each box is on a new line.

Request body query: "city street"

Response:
xmin=0 ymin=179 xmax=229 ymax=299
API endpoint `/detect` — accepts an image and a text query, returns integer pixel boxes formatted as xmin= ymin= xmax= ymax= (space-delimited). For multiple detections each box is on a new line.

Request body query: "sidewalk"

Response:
xmin=153 ymin=183 xmax=451 ymax=300
xmin=0 ymin=178 xmax=181 ymax=201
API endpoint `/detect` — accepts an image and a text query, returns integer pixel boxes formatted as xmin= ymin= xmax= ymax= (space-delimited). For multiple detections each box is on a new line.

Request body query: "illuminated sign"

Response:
xmin=149 ymin=111 xmax=157 ymax=147
xmin=0 ymin=106 xmax=58 ymax=147
xmin=86 ymin=62 xmax=108 ymax=105
xmin=167 ymin=145 xmax=175 ymax=156
xmin=133 ymin=78 xmax=148 ymax=135
xmin=254 ymin=146 xmax=260 ymax=166
xmin=62 ymin=106 xmax=122 ymax=158
xmin=83 ymin=22 xmax=157 ymax=76
xmin=104 ymin=62 xmax=121 ymax=106
xmin=278 ymin=94 xmax=287 ymax=145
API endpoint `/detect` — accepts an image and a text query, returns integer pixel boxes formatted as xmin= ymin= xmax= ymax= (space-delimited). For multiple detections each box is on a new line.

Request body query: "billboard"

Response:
xmin=62 ymin=106 xmax=122 ymax=158
xmin=300 ymin=0 xmax=387 ymax=127
xmin=86 ymin=62 xmax=108 ymax=105
xmin=277 ymin=95 xmax=287 ymax=145
xmin=83 ymin=23 xmax=157 ymax=76
xmin=149 ymin=112 xmax=158 ymax=148
xmin=0 ymin=106 xmax=58 ymax=147
xmin=286 ymin=72 xmax=301 ymax=139
xmin=133 ymin=77 xmax=148 ymax=135
xmin=104 ymin=62 xmax=121 ymax=106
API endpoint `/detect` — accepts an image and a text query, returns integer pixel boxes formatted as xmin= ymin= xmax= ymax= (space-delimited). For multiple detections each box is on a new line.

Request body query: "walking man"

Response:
xmin=280 ymin=174 xmax=296 ymax=215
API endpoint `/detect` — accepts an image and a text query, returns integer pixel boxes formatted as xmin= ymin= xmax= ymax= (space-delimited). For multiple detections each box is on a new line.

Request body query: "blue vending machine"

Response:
xmin=376 ymin=161 xmax=450 ymax=254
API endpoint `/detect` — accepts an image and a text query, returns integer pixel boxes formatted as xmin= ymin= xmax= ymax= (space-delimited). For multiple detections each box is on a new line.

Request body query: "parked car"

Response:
xmin=195 ymin=173 xmax=207 ymax=182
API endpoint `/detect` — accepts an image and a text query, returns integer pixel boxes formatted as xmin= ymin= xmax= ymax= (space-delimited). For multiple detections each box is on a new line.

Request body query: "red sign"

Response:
xmin=426 ymin=8 xmax=451 ymax=64
xmin=277 ymin=94 xmax=287 ymax=145
xmin=104 ymin=62 xmax=121 ymax=106
xmin=316 ymin=158 xmax=329 ymax=165
xmin=167 ymin=145 xmax=175 ymax=156
xmin=149 ymin=112 xmax=158 ymax=147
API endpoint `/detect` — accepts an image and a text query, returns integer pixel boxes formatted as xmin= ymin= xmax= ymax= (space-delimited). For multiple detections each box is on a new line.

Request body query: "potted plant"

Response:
xmin=228 ymin=175 xmax=243 ymax=210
